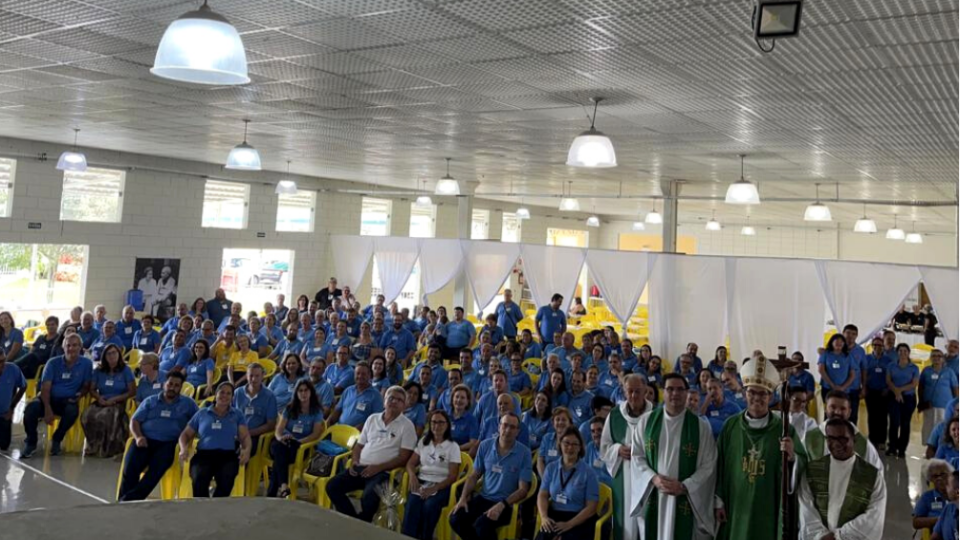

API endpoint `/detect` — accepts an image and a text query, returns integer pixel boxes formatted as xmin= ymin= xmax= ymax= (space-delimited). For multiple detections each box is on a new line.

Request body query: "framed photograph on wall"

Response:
xmin=133 ymin=258 xmax=180 ymax=323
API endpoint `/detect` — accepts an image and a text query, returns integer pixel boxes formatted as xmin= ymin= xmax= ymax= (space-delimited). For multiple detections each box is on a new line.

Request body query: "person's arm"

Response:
xmin=349 ymin=442 xmax=364 ymax=472
xmin=248 ymin=411 xmax=276 ymax=438
xmin=818 ymin=362 xmax=837 ymax=389
xmin=536 ymin=489 xmax=552 ymax=531
xmin=364 ymin=448 xmax=413 ymax=477
xmin=536 ymin=454 xmax=546 ymax=478
xmin=39 ymin=381 xmax=55 ymax=425
xmin=886 ymin=371 xmax=902 ymax=401
xmin=274 ymin=416 xmax=289 ymax=441
xmin=406 ymin=451 xmax=422 ymax=494
xmin=454 ymin=469 xmax=481 ymax=510
xmin=130 ymin=418 xmax=147 ymax=447
xmin=914 ymin=511 xmax=940 ymax=531
xmin=558 ymin=499 xmax=598 ymax=530
xmin=114 ymin=380 xmax=136 ymax=405
xmin=326 ymin=405 xmax=342 ymax=426
xmin=178 ymin=426 xmax=196 ymax=462
xmin=299 ymin=420 xmax=326 ymax=445
xmin=839 ymin=367 xmax=855 ymax=391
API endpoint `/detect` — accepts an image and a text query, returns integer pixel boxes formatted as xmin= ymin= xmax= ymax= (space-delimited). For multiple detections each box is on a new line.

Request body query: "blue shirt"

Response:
xmin=450 ymin=411 xmax=481 ymax=446
xmin=948 ymin=355 xmax=959 ymax=379
xmin=114 ymin=319 xmax=143 ymax=349
xmin=404 ymin=403 xmax=427 ymax=430
xmin=521 ymin=412 xmax=553 ymax=450
xmin=233 ymin=385 xmax=278 ymax=432
xmin=206 ymin=299 xmax=232 ymax=328
xmin=337 ymin=385 xmax=384 ymax=427
xmin=863 ymin=354 xmax=891 ymax=391
xmin=312 ymin=379 xmax=335 ymax=411
xmin=261 ymin=325 xmax=285 ymax=345
xmin=274 ymin=338 xmax=304 ymax=359
xmin=282 ymin=408 xmax=324 ymax=440
xmin=474 ymin=437 xmax=533 ymax=502
xmin=132 ymin=329 xmax=161 ymax=352
xmin=788 ymin=370 xmax=816 ymax=394
xmin=479 ymin=415 xmax=530 ymax=448
xmin=268 ymin=375 xmax=301 ymax=411
xmin=541 ymin=459 xmax=600 ymax=513
xmin=704 ymin=399 xmax=742 ymax=438
xmin=77 ymin=327 xmax=99 ymax=350
xmin=136 ymin=373 xmax=166 ymax=403
xmin=324 ymin=363 xmax=355 ymax=391
xmin=596 ymin=371 xmax=620 ymax=400
xmin=0 ymin=364 xmax=26 ymax=415
xmin=933 ymin=502 xmax=958 ymax=540
xmin=410 ymin=361 xmax=448 ymax=391
xmin=445 ymin=320 xmax=476 ymax=349
xmin=928 ymin=420 xmax=948 ymax=450
xmin=480 ymin=325 xmax=505 ymax=346
xmin=185 ymin=358 xmax=215 ymax=387
xmin=540 ymin=431 xmax=562 ymax=467
xmin=475 ymin=391 xmax=521 ymax=423
xmin=303 ymin=342 xmax=333 ymax=363
xmin=673 ymin=356 xmax=703 ymax=374
xmin=888 ymin=362 xmax=920 ymax=396
xmin=818 ymin=352 xmax=853 ymax=390
xmin=159 ymin=346 xmax=191 ymax=372
xmin=188 ymin=406 xmax=247 ymax=451
xmin=585 ymin=441 xmax=613 ymax=487
xmin=847 ymin=345 xmax=867 ymax=391
xmin=41 ymin=356 xmax=94 ymax=400
xmin=496 ymin=302 xmax=524 ymax=338
xmin=93 ymin=366 xmax=135 ymax=399
xmin=523 ymin=341 xmax=542 ymax=360
xmin=508 ymin=371 xmax=532 ymax=394
xmin=935 ymin=443 xmax=959 ymax=466
xmin=90 ymin=334 xmax=124 ymax=361
xmin=915 ymin=488 xmax=948 ymax=520
xmin=535 ymin=306 xmax=566 ymax=343
xmin=705 ymin=360 xmax=725 ymax=379
xmin=132 ymin=394 xmax=199 ymax=442
xmin=921 ymin=367 xmax=958 ymax=408
xmin=567 ymin=390 xmax=595 ymax=427
xmin=1 ymin=327 xmax=24 ymax=355
xmin=30 ymin=334 xmax=62 ymax=365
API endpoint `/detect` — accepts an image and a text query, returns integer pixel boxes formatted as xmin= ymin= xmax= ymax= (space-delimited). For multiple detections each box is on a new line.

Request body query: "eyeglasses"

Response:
xmin=560 ymin=440 xmax=581 ymax=448
xmin=430 ymin=420 xmax=448 ymax=426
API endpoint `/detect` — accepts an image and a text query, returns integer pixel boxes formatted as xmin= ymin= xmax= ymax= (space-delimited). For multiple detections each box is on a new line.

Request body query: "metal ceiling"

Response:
xmin=0 ymin=0 xmax=956 ymax=232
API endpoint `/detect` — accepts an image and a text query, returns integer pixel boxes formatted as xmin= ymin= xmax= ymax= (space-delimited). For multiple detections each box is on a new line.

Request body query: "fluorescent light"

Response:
xmin=566 ymin=97 xmax=617 ymax=168
xmin=415 ymin=195 xmax=433 ymax=206
xmin=516 ymin=207 xmax=531 ymax=220
xmin=275 ymin=180 xmax=297 ymax=195
xmin=151 ymin=1 xmax=249 ymax=85
xmin=886 ymin=227 xmax=905 ymax=240
xmin=754 ymin=0 xmax=803 ymax=39
xmin=803 ymin=202 xmax=832 ymax=222
xmin=57 ymin=128 xmax=87 ymax=172
xmin=706 ymin=218 xmax=722 ymax=231
xmin=905 ymin=233 xmax=923 ymax=244
xmin=631 ymin=221 xmax=645 ymax=231
xmin=741 ymin=226 xmax=757 ymax=236
xmin=225 ymin=120 xmax=260 ymax=170
xmin=586 ymin=215 xmax=600 ymax=227
xmin=559 ymin=198 xmax=580 ymax=212
xmin=645 ymin=210 xmax=663 ymax=224
xmin=853 ymin=217 xmax=877 ymax=234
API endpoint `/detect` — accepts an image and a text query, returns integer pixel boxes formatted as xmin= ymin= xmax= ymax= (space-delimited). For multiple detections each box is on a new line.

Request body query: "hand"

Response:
xmin=554 ymin=521 xmax=575 ymax=534
xmin=135 ymin=435 xmax=148 ymax=448
xmin=540 ymin=517 xmax=557 ymax=533
xmin=860 ymin=388 xmax=867 ymax=399
xmin=420 ymin=485 xmax=438 ymax=499
xmin=348 ymin=465 xmax=360 ymax=477
xmin=281 ymin=434 xmax=293 ymax=442
xmin=453 ymin=499 xmax=468 ymax=514
xmin=821 ymin=533 xmax=836 ymax=540
xmin=97 ymin=396 xmax=110 ymax=407
xmin=361 ymin=465 xmax=380 ymax=478
xmin=409 ymin=477 xmax=421 ymax=494
xmin=618 ymin=445 xmax=632 ymax=459
xmin=715 ymin=507 xmax=727 ymax=524
xmin=653 ymin=475 xmax=685 ymax=496
xmin=780 ymin=437 xmax=795 ymax=462
xmin=484 ymin=502 xmax=505 ymax=521
xmin=43 ymin=411 xmax=55 ymax=426
xmin=179 ymin=448 xmax=189 ymax=463
xmin=239 ymin=447 xmax=250 ymax=466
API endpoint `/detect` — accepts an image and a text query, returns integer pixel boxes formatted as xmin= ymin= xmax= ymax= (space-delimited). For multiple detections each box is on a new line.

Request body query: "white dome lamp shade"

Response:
xmin=275 ymin=160 xmax=297 ymax=195
xmin=516 ymin=205 xmax=531 ymax=220
xmin=225 ymin=119 xmax=261 ymax=170
xmin=151 ymin=0 xmax=250 ymax=86
xmin=558 ymin=181 xmax=580 ymax=211
xmin=741 ymin=215 xmax=757 ymax=236
xmin=631 ymin=220 xmax=646 ymax=231
xmin=434 ymin=158 xmax=460 ymax=196
xmin=853 ymin=204 xmax=877 ymax=233
xmin=905 ymin=222 xmax=923 ymax=244
xmin=644 ymin=202 xmax=663 ymax=224
xmin=57 ymin=128 xmax=88 ymax=172
xmin=886 ymin=214 xmax=906 ymax=240
xmin=803 ymin=183 xmax=832 ymax=222
xmin=566 ymin=97 xmax=617 ymax=168
xmin=414 ymin=177 xmax=432 ymax=206
xmin=586 ymin=215 xmax=600 ymax=227
xmin=705 ymin=210 xmax=722 ymax=231
xmin=725 ymin=154 xmax=760 ymax=205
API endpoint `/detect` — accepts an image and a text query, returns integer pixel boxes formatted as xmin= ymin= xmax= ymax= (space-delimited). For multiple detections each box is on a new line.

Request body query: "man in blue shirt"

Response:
xmin=91 ymin=321 xmax=125 ymax=361
xmin=77 ymin=311 xmax=99 ymax=351
xmin=206 ymin=288 xmax=233 ymax=329
xmin=947 ymin=340 xmax=960 ymax=378
xmin=410 ymin=344 xmax=448 ymax=391
xmin=495 ymin=289 xmax=524 ymax=341
xmin=535 ymin=294 xmax=567 ymax=346
xmin=450 ymin=411 xmax=532 ymax=540
xmin=119 ymin=371 xmax=199 ymax=501
xmin=114 ymin=305 xmax=143 ymax=350
xmin=233 ymin=363 xmax=278 ymax=450
xmin=475 ymin=371 xmax=520 ymax=423
xmin=363 ymin=294 xmax=386 ymax=320
xmin=931 ymin=470 xmax=958 ymax=540
xmin=673 ymin=342 xmax=704 ymax=373
xmin=445 ymin=307 xmax=476 ymax=359
xmin=22 ymin=334 xmax=93 ymax=458
xmin=329 ymin=362 xmax=384 ymax=429
xmin=863 ymin=337 xmax=891 ymax=449
xmin=379 ymin=318 xmax=417 ymax=367
xmin=567 ymin=371 xmax=595 ymax=427
xmin=325 ymin=346 xmax=356 ymax=394
xmin=0 ymin=348 xmax=27 ymax=452
xmin=14 ymin=315 xmax=62 ymax=379
xmin=161 ymin=303 xmax=190 ymax=337
xmin=701 ymin=377 xmax=742 ymax=438
xmin=93 ymin=304 xmax=108 ymax=333
xmin=842 ymin=324 xmax=867 ymax=425
xmin=921 ymin=349 xmax=959 ymax=443
xmin=274 ymin=293 xmax=290 ymax=322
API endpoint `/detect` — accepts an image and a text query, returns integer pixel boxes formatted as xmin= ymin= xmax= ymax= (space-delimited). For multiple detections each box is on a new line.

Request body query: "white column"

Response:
xmin=660 ymin=179 xmax=680 ymax=253
xmin=453 ymin=180 xmax=479 ymax=308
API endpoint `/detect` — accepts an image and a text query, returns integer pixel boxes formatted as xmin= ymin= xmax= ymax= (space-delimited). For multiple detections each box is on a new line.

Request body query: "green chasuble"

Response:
xmin=805 ymin=454 xmax=878 ymax=529
xmin=716 ymin=413 xmax=807 ymax=540
xmin=642 ymin=407 xmax=700 ymax=540
xmin=608 ymin=405 xmax=631 ymax=540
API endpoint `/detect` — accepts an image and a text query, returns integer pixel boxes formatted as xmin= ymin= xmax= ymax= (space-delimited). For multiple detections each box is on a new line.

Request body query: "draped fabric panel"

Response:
xmin=373 ymin=237 xmax=421 ymax=305
xmin=726 ymin=258 xmax=825 ymax=364
xmin=919 ymin=266 xmax=960 ymax=341
xmin=461 ymin=240 xmax=520 ymax=315
xmin=418 ymin=238 xmax=465 ymax=305
xmin=649 ymin=254 xmax=728 ymax=363
xmin=585 ymin=249 xmax=657 ymax=328
xmin=815 ymin=261 xmax=921 ymax=343
xmin=520 ymin=244 xmax=586 ymax=312
xmin=330 ymin=234 xmax=374 ymax=291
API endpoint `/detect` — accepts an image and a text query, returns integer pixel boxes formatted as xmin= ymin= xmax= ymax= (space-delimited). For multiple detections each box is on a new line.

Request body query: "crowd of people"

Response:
xmin=0 ymin=277 xmax=958 ymax=540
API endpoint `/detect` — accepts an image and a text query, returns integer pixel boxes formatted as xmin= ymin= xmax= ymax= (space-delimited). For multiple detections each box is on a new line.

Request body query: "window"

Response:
xmin=60 ymin=167 xmax=125 ymax=223
xmin=0 ymin=158 xmax=15 ymax=218
xmin=472 ymin=208 xmax=490 ymax=240
xmin=276 ymin=190 xmax=316 ymax=232
xmin=361 ymin=197 xmax=391 ymax=236
xmin=501 ymin=212 xmax=521 ymax=243
xmin=202 ymin=180 xmax=250 ymax=229
xmin=410 ymin=203 xmax=436 ymax=238
xmin=220 ymin=248 xmax=294 ymax=311
xmin=0 ymin=243 xmax=87 ymax=322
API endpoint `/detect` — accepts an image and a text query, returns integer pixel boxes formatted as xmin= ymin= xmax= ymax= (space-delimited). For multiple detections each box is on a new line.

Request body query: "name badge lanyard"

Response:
xmin=559 ymin=465 xmax=577 ymax=492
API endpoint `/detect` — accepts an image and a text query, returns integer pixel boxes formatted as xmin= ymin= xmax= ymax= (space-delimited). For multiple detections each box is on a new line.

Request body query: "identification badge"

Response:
xmin=141 ymin=338 xmax=149 ymax=345
xmin=593 ymin=459 xmax=603 ymax=468
xmin=189 ymin=365 xmax=198 ymax=373
xmin=932 ymin=374 xmax=940 ymax=381
xmin=61 ymin=372 xmax=72 ymax=380
xmin=357 ymin=402 xmax=367 ymax=411
xmin=221 ymin=303 xmax=228 ymax=310
xmin=125 ymin=327 xmax=133 ymax=335
xmin=605 ymin=379 xmax=614 ymax=386
xmin=555 ymin=493 xmax=568 ymax=504
xmin=245 ymin=406 xmax=255 ymax=416
xmin=710 ymin=411 xmax=719 ymax=417
xmin=292 ymin=423 xmax=304 ymax=434
xmin=153 ymin=383 xmax=162 ymax=390
xmin=39 ymin=343 xmax=47 ymax=350
xmin=212 ymin=421 xmax=222 ymax=430
xmin=3 ymin=341 xmax=8 ymax=347
xmin=875 ymin=368 xmax=883 ymax=373
xmin=932 ymin=501 xmax=944 ymax=510
xmin=491 ymin=465 xmax=503 ymax=474
xmin=548 ymin=449 xmax=558 ymax=457
xmin=575 ymin=407 xmax=583 ymax=417
xmin=831 ymin=362 xmax=840 ymax=369
xmin=160 ymin=409 xmax=172 ymax=418
xmin=105 ymin=379 xmax=115 ymax=387
xmin=647 ymin=376 xmax=656 ymax=382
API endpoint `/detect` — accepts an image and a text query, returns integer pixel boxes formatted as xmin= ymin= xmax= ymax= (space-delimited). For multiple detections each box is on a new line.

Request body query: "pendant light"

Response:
xmin=853 ymin=204 xmax=877 ymax=233
xmin=151 ymin=0 xmax=250 ymax=85
xmin=434 ymin=158 xmax=460 ymax=195
xmin=905 ymin=221 xmax=923 ymax=244
xmin=566 ymin=97 xmax=617 ymax=168
xmin=415 ymin=177 xmax=432 ymax=206
xmin=225 ymin=119 xmax=261 ymax=170
xmin=585 ymin=203 xmax=600 ymax=227
xmin=275 ymin=161 xmax=297 ymax=195
xmin=725 ymin=154 xmax=760 ymax=205
xmin=803 ymin=183 xmax=832 ymax=221
xmin=56 ymin=128 xmax=88 ymax=172
xmin=631 ymin=219 xmax=646 ymax=231
xmin=644 ymin=201 xmax=663 ymax=224
xmin=886 ymin=214 xmax=905 ymax=240
xmin=559 ymin=181 xmax=580 ymax=211
xmin=741 ymin=215 xmax=756 ymax=236
xmin=705 ymin=210 xmax=722 ymax=231
xmin=516 ymin=205 xmax=531 ymax=220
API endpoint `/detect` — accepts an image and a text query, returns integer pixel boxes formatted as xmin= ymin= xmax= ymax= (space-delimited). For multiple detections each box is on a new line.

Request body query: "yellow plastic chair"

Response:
xmin=440 ymin=470 xmax=538 ymax=540
xmin=522 ymin=358 xmax=543 ymax=378
xmin=46 ymin=395 xmax=90 ymax=455
xmin=534 ymin=483 xmax=613 ymax=540
xmin=23 ymin=326 xmax=45 ymax=344
xmin=495 ymin=473 xmax=538 ymax=540
xmin=466 ymin=314 xmax=480 ymax=324
xmin=196 ymin=367 xmax=223 ymax=401
xmin=304 ymin=424 xmax=361 ymax=507
xmin=177 ymin=440 xmax=246 ymax=498
xmin=407 ymin=452 xmax=473 ymax=540
xmin=116 ymin=438 xmax=181 ymax=500
xmin=180 ymin=381 xmax=196 ymax=400
xmin=244 ymin=435 xmax=271 ymax=496
xmin=257 ymin=358 xmax=278 ymax=379
xmin=126 ymin=349 xmax=143 ymax=371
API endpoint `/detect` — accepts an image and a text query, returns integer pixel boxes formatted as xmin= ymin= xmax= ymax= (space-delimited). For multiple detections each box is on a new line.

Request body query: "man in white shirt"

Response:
xmin=327 ymin=385 xmax=416 ymax=523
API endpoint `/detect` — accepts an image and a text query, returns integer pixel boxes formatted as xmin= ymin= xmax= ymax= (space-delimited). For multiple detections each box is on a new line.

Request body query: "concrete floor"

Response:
xmin=0 ymin=408 xmax=928 ymax=538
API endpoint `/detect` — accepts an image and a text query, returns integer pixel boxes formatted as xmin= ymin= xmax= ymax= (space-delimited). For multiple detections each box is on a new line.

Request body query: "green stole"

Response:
xmin=805 ymin=427 xmax=868 ymax=461
xmin=642 ymin=408 xmax=700 ymax=540
xmin=608 ymin=406 xmax=630 ymax=540
xmin=805 ymin=455 xmax=878 ymax=529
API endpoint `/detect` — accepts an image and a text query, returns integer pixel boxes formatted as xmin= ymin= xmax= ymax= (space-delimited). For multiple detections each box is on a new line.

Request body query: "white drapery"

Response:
xmin=330 ymin=234 xmax=374 ymax=291
xmin=461 ymin=240 xmax=520 ymax=315
xmin=520 ymin=244 xmax=586 ymax=312
xmin=373 ymin=237 xmax=421 ymax=305
xmin=418 ymin=238 xmax=465 ymax=305
xmin=649 ymin=254 xmax=728 ymax=362
xmin=585 ymin=249 xmax=657 ymax=328
xmin=726 ymin=257 xmax=825 ymax=363
xmin=919 ymin=266 xmax=960 ymax=341
xmin=815 ymin=261 xmax=921 ymax=343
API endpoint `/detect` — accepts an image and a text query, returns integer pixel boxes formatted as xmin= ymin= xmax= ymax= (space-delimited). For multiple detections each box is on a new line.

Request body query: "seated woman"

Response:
xmin=545 ymin=368 xmax=570 ymax=408
xmin=268 ymin=354 xmax=305 ymax=412
xmin=135 ymin=353 xmax=166 ymax=404
xmin=936 ymin=417 xmax=960 ymax=469
xmin=301 ymin=328 xmax=331 ymax=367
xmin=132 ymin=315 xmax=162 ymax=353
xmin=448 ymin=384 xmax=480 ymax=458
xmin=179 ymin=382 xmax=252 ymax=498
xmin=401 ymin=410 xmax=462 ymax=540
xmin=269 ymin=380 xmax=325 ymax=498
xmin=384 ymin=346 xmax=404 ymax=386
xmin=15 ymin=315 xmax=62 ymax=379
xmin=227 ymin=335 xmax=258 ymax=387
xmin=184 ymin=340 xmax=216 ymax=399
xmin=567 ymin=297 xmax=587 ymax=318
xmin=403 ymin=381 xmax=427 ymax=437
xmin=370 ymin=356 xmax=391 ymax=395
xmin=81 ymin=343 xmax=135 ymax=458
xmin=535 ymin=427 xmax=600 ymax=540
xmin=351 ymin=321 xmax=380 ymax=364
xmin=246 ymin=317 xmax=270 ymax=357
xmin=0 ymin=311 xmax=24 ymax=361
xmin=915 ymin=458 xmax=955 ymax=533
xmin=522 ymin=391 xmax=554 ymax=451
xmin=538 ymin=407 xmax=574 ymax=477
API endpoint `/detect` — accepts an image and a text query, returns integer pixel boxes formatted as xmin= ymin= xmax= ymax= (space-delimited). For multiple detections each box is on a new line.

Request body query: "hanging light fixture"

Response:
xmin=705 ymin=210 xmax=722 ymax=231
xmin=559 ymin=181 xmax=580 ymax=211
xmin=566 ymin=97 xmax=617 ymax=168
xmin=905 ymin=221 xmax=923 ymax=244
xmin=886 ymin=214 xmax=905 ymax=240
xmin=225 ymin=119 xmax=261 ymax=170
xmin=414 ymin=177 xmax=432 ymax=206
xmin=56 ymin=128 xmax=88 ymax=172
xmin=725 ymin=154 xmax=760 ymax=205
xmin=853 ymin=203 xmax=877 ymax=233
xmin=151 ymin=0 xmax=250 ymax=85
xmin=434 ymin=158 xmax=460 ymax=195
xmin=275 ymin=161 xmax=298 ymax=195
xmin=644 ymin=201 xmax=663 ymax=224
xmin=586 ymin=215 xmax=600 ymax=227
xmin=631 ymin=219 xmax=646 ymax=231
xmin=516 ymin=206 xmax=531 ymax=220
xmin=741 ymin=215 xmax=757 ymax=236
xmin=803 ymin=183 xmax=832 ymax=221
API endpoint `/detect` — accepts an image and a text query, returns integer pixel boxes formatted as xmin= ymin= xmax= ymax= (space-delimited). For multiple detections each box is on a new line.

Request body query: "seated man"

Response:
xmin=15 ymin=315 xmax=62 ymax=380
xmin=114 ymin=305 xmax=143 ymax=351
xmin=0 ymin=348 xmax=27 ymax=452
xmin=478 ymin=393 xmax=530 ymax=447
xmin=450 ymin=411 xmax=532 ymax=540
xmin=474 ymin=371 xmax=520 ymax=424
xmin=118 ymin=371 xmax=199 ymax=501
xmin=327 ymin=362 xmax=384 ymax=429
xmin=233 ymin=363 xmax=278 ymax=449
xmin=22 ymin=334 xmax=93 ymax=457
xmin=931 ymin=470 xmax=958 ymax=540
xmin=327 ymin=385 xmax=416 ymax=522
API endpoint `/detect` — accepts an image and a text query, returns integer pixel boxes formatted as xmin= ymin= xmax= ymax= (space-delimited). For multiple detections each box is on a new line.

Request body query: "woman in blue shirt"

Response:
xmin=179 ymin=381 xmax=252 ymax=497
xmin=546 ymin=368 xmax=570 ymax=409
xmin=189 ymin=297 xmax=209 ymax=320
xmin=135 ymin=353 xmax=166 ymax=404
xmin=269 ymin=380 xmax=325 ymax=498
xmin=887 ymin=343 xmax=921 ymax=458
xmin=404 ymin=381 xmax=428 ymax=437
xmin=915 ymin=459 xmax=955 ymax=533
xmin=370 ymin=356 xmax=391 ymax=395
xmin=80 ymin=343 xmax=135 ymax=458
xmin=921 ymin=351 xmax=960 ymax=442
xmin=645 ymin=355 xmax=664 ymax=389
xmin=818 ymin=334 xmax=854 ymax=404
xmin=246 ymin=317 xmax=270 ymax=357
xmin=351 ymin=321 xmax=380 ymax=364
xmin=132 ymin=315 xmax=162 ymax=353
xmin=449 ymin=384 xmax=480 ymax=457
xmin=384 ymin=346 xmax=404 ymax=385
xmin=184 ymin=340 xmax=216 ymax=398
xmin=300 ymin=327 xmax=331 ymax=366
xmin=522 ymin=391 xmax=554 ymax=451
xmin=521 ymin=329 xmax=542 ymax=360
xmin=935 ymin=417 xmax=960 ymax=468
xmin=536 ymin=426 xmax=600 ymax=540
xmin=268 ymin=354 xmax=305 ymax=412
xmin=931 ymin=470 xmax=959 ymax=540
xmin=0 ymin=311 xmax=24 ymax=360
xmin=537 ymin=407 xmax=573 ymax=477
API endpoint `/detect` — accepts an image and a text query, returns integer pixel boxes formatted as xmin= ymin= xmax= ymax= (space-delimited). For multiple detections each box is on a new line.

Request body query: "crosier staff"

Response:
xmin=771 ymin=348 xmax=802 ymax=540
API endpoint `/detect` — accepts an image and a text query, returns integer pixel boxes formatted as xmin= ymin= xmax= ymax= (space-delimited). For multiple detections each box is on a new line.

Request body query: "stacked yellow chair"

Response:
xmin=46 ymin=395 xmax=91 ymax=455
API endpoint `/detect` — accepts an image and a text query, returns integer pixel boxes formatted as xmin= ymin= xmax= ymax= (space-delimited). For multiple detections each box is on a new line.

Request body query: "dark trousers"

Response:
xmin=14 ymin=354 xmax=43 ymax=379
xmin=326 ymin=466 xmax=389 ymax=522
xmin=888 ymin=394 xmax=917 ymax=453
xmin=450 ymin=496 xmax=513 ymax=540
xmin=190 ymin=449 xmax=239 ymax=498
xmin=865 ymin=389 xmax=888 ymax=446
xmin=0 ymin=416 xmax=11 ymax=451
xmin=441 ymin=345 xmax=464 ymax=362
xmin=534 ymin=509 xmax=597 ymax=540
xmin=268 ymin=438 xmax=300 ymax=497
xmin=848 ymin=391 xmax=861 ymax=426
xmin=23 ymin=397 xmax=79 ymax=447
xmin=118 ymin=439 xmax=177 ymax=501
xmin=401 ymin=486 xmax=451 ymax=540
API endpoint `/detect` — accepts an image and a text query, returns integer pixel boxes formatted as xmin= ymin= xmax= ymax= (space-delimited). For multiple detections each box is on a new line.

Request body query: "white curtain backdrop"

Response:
xmin=461 ymin=240 xmax=520 ymax=315
xmin=586 ymin=249 xmax=657 ymax=328
xmin=330 ymin=234 xmax=374 ymax=291
xmin=919 ymin=266 xmax=960 ymax=341
xmin=815 ymin=260 xmax=921 ymax=343
xmin=373 ymin=237 xmax=421 ymax=305
xmin=520 ymin=244 xmax=586 ymax=312
xmin=649 ymin=254 xmax=728 ymax=362
xmin=418 ymin=238 xmax=465 ymax=305
xmin=726 ymin=257 xmax=825 ymax=363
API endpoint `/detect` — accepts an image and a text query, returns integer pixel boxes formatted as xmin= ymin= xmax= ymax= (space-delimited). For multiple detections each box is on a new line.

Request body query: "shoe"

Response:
xmin=49 ymin=440 xmax=62 ymax=456
xmin=20 ymin=444 xmax=36 ymax=459
xmin=897 ymin=450 xmax=906 ymax=459
xmin=885 ymin=448 xmax=896 ymax=457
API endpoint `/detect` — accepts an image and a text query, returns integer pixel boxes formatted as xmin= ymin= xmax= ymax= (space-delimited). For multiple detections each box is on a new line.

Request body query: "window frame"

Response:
xmin=59 ymin=166 xmax=126 ymax=223
xmin=202 ymin=179 xmax=250 ymax=230
xmin=276 ymin=189 xmax=317 ymax=233
xmin=0 ymin=157 xmax=15 ymax=218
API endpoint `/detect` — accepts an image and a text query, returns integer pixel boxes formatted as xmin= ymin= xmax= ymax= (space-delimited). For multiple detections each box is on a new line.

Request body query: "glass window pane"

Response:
xmin=410 ymin=203 xmax=436 ymax=238
xmin=60 ymin=167 xmax=125 ymax=223
xmin=472 ymin=209 xmax=490 ymax=240
xmin=0 ymin=158 xmax=15 ymax=218
xmin=202 ymin=180 xmax=250 ymax=229
xmin=502 ymin=212 xmax=520 ymax=243
xmin=361 ymin=197 xmax=392 ymax=236
xmin=276 ymin=190 xmax=316 ymax=232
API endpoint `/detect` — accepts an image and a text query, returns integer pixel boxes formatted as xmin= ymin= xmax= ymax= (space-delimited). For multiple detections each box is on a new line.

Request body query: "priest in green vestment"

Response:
xmin=802 ymin=390 xmax=882 ymax=470
xmin=715 ymin=352 xmax=807 ymax=540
